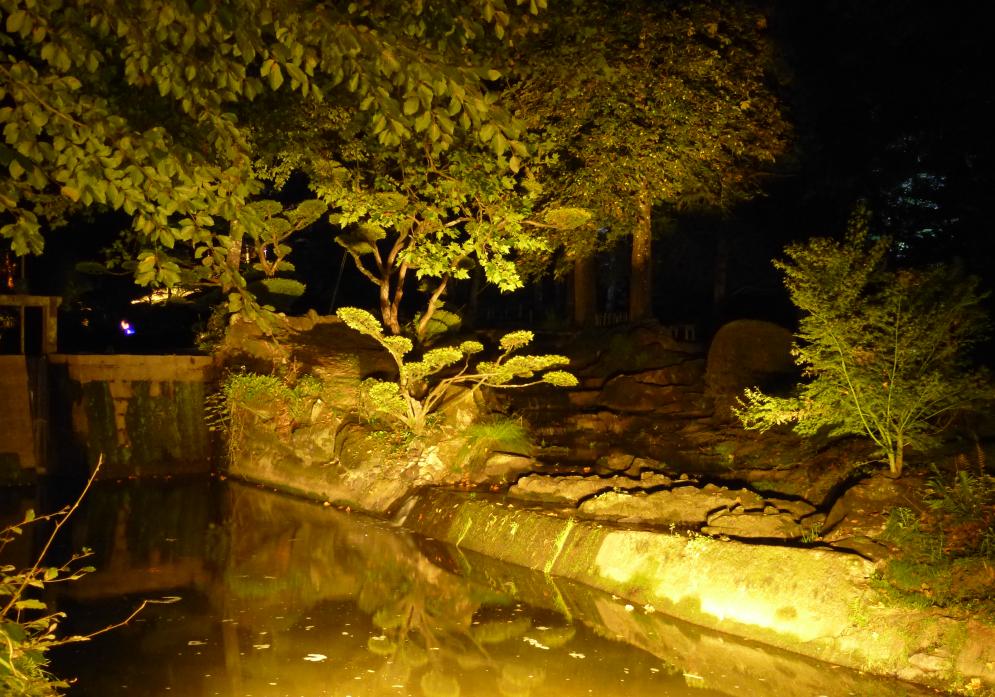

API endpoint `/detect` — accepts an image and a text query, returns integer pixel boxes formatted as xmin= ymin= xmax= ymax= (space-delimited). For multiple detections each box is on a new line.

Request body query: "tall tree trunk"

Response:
xmin=573 ymin=255 xmax=597 ymax=327
xmin=629 ymin=181 xmax=653 ymax=321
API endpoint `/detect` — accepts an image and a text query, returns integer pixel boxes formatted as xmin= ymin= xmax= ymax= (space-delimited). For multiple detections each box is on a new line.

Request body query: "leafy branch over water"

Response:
xmin=0 ymin=458 xmax=177 ymax=695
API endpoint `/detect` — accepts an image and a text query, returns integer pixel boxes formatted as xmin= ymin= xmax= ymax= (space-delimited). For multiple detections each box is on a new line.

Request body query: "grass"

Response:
xmin=876 ymin=500 xmax=995 ymax=618
xmin=456 ymin=418 xmax=533 ymax=476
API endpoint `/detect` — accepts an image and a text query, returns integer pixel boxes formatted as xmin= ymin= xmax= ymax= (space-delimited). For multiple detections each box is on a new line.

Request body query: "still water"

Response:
xmin=19 ymin=477 xmax=941 ymax=697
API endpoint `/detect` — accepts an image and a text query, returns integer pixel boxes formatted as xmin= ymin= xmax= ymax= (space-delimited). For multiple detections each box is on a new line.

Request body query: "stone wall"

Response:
xmin=400 ymin=487 xmax=995 ymax=691
xmin=47 ymin=354 xmax=215 ymax=478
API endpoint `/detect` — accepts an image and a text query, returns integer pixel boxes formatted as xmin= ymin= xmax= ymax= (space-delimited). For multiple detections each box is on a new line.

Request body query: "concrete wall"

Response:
xmin=47 ymin=354 xmax=216 ymax=478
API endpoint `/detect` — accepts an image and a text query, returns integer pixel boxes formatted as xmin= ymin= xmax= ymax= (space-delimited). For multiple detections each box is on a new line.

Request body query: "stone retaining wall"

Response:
xmin=400 ymin=487 xmax=995 ymax=690
xmin=47 ymin=354 xmax=215 ymax=478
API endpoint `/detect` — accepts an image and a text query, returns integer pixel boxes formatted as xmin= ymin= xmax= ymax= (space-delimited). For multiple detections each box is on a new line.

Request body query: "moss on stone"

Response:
xmin=81 ymin=380 xmax=124 ymax=467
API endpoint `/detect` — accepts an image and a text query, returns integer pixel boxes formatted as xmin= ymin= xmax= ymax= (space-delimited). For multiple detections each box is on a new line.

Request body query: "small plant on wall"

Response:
xmin=336 ymin=307 xmax=578 ymax=436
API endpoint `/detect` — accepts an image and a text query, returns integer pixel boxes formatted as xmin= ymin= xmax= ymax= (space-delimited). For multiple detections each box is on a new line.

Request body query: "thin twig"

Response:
xmin=1 ymin=456 xmax=103 ymax=617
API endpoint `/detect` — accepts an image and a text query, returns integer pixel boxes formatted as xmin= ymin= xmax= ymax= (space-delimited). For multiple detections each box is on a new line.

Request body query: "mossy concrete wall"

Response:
xmin=400 ymin=487 xmax=995 ymax=690
xmin=48 ymin=355 xmax=215 ymax=478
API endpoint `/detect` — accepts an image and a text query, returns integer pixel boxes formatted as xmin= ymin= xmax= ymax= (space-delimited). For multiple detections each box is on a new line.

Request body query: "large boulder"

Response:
xmin=705 ymin=319 xmax=796 ymax=421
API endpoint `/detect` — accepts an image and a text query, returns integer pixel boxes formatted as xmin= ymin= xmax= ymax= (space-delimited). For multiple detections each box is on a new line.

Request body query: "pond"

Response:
xmin=9 ymin=476 xmax=942 ymax=696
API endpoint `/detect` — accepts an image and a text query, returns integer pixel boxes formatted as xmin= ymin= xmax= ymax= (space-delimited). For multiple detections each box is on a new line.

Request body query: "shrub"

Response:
xmin=336 ymin=307 xmax=577 ymax=435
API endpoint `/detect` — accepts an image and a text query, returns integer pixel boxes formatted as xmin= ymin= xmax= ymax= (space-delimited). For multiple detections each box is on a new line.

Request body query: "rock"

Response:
xmin=639 ymin=471 xmax=673 ymax=488
xmin=632 ymin=457 xmax=664 ymax=475
xmin=908 ymin=652 xmax=953 ymax=673
xmin=597 ymin=377 xmax=697 ymax=414
xmin=828 ymin=535 xmax=893 ymax=561
xmin=598 ymin=452 xmax=635 ymax=471
xmin=578 ymin=485 xmax=763 ymax=526
xmin=566 ymin=390 xmax=601 ymax=409
xmin=635 ymin=360 xmax=706 ymax=387
xmin=481 ymin=453 xmax=535 ymax=481
xmin=705 ymin=319 xmax=796 ymax=421
xmin=765 ymin=497 xmax=818 ymax=519
xmin=415 ymin=445 xmax=447 ymax=480
xmin=702 ymin=511 xmax=803 ymax=540
xmin=509 ymin=473 xmax=672 ymax=505
xmin=435 ymin=386 xmax=484 ymax=430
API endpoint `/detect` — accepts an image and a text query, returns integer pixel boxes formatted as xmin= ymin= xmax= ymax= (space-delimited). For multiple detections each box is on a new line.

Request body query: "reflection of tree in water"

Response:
xmin=220 ymin=485 xmax=575 ymax=695
xmin=357 ymin=553 xmax=575 ymax=697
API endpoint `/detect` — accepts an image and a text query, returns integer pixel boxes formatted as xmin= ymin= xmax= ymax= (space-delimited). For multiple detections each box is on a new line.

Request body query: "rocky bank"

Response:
xmin=216 ymin=313 xmax=995 ymax=692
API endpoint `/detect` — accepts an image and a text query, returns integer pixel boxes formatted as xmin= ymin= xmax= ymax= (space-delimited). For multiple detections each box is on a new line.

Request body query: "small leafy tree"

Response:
xmin=737 ymin=215 xmax=991 ymax=476
xmin=336 ymin=307 xmax=577 ymax=435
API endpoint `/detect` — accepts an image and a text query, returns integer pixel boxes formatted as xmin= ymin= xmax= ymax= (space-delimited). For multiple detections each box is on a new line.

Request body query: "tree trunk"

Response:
xmin=380 ymin=278 xmax=401 ymax=335
xmin=224 ymin=222 xmax=245 ymax=292
xmin=415 ymin=274 xmax=449 ymax=342
xmin=573 ymin=255 xmax=597 ymax=327
xmin=629 ymin=181 xmax=653 ymax=321
xmin=893 ymin=436 xmax=904 ymax=477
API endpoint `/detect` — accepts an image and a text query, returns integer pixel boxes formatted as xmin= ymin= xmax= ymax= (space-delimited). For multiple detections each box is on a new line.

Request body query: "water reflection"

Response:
xmin=38 ymin=478 xmax=937 ymax=697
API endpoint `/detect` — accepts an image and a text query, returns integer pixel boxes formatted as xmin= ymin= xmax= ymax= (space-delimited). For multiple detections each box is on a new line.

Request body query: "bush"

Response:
xmin=1 ymin=463 xmax=169 ymax=695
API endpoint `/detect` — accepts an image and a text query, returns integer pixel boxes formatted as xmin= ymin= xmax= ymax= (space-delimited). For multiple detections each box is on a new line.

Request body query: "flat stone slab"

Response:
xmin=509 ymin=471 xmax=672 ymax=504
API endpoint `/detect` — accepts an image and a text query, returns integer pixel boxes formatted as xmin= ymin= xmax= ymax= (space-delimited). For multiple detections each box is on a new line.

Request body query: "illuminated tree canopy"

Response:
xmin=509 ymin=0 xmax=791 ymax=319
xmin=1 ymin=0 xmax=544 ymax=324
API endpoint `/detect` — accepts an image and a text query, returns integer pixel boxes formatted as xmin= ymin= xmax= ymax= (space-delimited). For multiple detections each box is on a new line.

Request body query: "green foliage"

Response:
xmin=738 ymin=210 xmax=992 ymax=476
xmin=207 ymin=369 xmax=333 ymax=462
xmin=336 ymin=307 xmax=577 ymax=435
xmin=510 ymin=0 xmax=791 ymax=271
xmin=1 ymin=0 xmax=544 ymax=329
xmin=877 ymin=504 xmax=995 ymax=615
xmin=457 ymin=417 xmax=532 ymax=474
xmin=926 ymin=465 xmax=995 ymax=522
xmin=319 ymin=142 xmax=590 ymax=337
xmin=411 ymin=308 xmax=462 ymax=345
